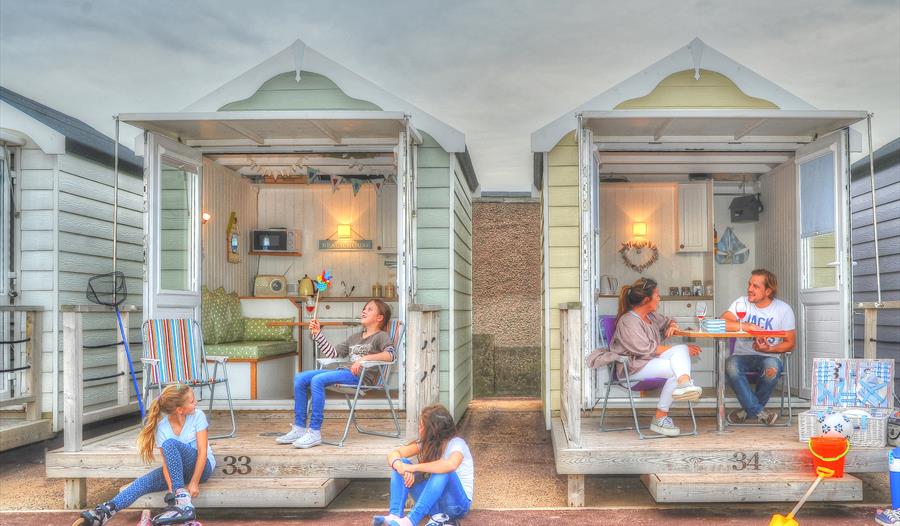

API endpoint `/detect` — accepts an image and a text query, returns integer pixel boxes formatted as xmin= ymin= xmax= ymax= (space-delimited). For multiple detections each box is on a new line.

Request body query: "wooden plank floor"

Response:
xmin=46 ymin=412 xmax=406 ymax=480
xmin=552 ymin=416 xmax=889 ymax=475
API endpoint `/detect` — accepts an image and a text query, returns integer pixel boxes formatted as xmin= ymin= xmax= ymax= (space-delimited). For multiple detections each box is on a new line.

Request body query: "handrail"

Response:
xmin=0 ymin=307 xmax=43 ymax=422
xmin=854 ymin=301 xmax=899 ymax=359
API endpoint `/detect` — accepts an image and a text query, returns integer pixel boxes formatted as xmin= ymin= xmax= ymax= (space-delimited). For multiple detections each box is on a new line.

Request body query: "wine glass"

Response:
xmin=735 ymin=299 xmax=748 ymax=332
xmin=305 ymin=297 xmax=315 ymax=316
xmin=695 ymin=302 xmax=707 ymax=331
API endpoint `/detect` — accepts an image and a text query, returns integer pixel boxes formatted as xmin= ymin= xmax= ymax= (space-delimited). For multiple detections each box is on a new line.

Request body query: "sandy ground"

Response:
xmin=0 ymin=398 xmax=892 ymax=524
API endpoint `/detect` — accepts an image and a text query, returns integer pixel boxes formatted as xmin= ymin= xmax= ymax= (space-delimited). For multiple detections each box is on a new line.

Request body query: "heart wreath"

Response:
xmin=618 ymin=240 xmax=659 ymax=274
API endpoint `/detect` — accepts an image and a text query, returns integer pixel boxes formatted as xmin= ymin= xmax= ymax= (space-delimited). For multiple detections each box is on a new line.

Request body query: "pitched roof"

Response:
xmin=532 ymin=38 xmax=817 ymax=152
xmin=0 ymin=86 xmax=142 ymax=174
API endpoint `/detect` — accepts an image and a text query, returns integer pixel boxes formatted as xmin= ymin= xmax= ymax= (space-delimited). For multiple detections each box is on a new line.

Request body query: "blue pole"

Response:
xmin=115 ymin=308 xmax=145 ymax=418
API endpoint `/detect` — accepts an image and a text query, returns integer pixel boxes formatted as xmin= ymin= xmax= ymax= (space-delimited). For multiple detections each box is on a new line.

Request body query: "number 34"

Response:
xmin=222 ymin=455 xmax=252 ymax=475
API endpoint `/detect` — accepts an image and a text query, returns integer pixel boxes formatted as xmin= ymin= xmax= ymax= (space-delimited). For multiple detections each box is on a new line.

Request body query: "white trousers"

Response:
xmin=628 ymin=344 xmax=693 ymax=411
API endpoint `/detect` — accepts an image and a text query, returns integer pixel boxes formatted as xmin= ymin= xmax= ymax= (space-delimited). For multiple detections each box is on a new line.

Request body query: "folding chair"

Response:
xmin=141 ymin=319 xmax=237 ymax=439
xmin=725 ymin=338 xmax=793 ymax=427
xmin=315 ymin=319 xmax=405 ymax=447
xmin=595 ymin=316 xmax=698 ymax=440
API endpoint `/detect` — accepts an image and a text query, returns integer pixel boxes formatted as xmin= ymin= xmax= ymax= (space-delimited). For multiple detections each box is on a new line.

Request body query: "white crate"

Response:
xmin=799 ymin=408 xmax=889 ymax=447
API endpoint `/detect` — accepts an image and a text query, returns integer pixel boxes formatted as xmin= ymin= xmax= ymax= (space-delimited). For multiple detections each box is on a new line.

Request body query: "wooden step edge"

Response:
xmin=126 ymin=477 xmax=350 ymax=508
xmin=641 ymin=472 xmax=863 ymax=503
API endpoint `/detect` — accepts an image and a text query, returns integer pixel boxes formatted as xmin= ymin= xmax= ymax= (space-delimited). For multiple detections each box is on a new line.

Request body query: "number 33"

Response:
xmin=222 ymin=455 xmax=252 ymax=475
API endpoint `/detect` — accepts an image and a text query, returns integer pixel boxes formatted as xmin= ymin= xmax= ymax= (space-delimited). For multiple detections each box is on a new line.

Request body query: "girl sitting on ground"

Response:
xmin=276 ymin=299 xmax=395 ymax=449
xmin=375 ymin=404 xmax=474 ymax=526
xmin=609 ymin=277 xmax=703 ymax=437
xmin=75 ymin=384 xmax=215 ymax=525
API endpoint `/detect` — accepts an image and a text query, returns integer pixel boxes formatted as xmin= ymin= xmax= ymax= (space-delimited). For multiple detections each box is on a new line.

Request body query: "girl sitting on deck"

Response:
xmin=276 ymin=299 xmax=396 ymax=449
xmin=74 ymin=384 xmax=215 ymax=526
xmin=609 ymin=277 xmax=703 ymax=437
xmin=375 ymin=404 xmax=474 ymax=526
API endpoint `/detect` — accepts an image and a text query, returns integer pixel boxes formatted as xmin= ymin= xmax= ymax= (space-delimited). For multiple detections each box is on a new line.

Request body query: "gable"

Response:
xmin=615 ymin=69 xmax=778 ymax=110
xmin=219 ymin=71 xmax=382 ymax=112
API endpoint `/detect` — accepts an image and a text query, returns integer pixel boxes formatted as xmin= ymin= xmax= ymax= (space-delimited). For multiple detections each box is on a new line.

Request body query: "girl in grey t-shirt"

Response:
xmin=276 ymin=299 xmax=396 ymax=449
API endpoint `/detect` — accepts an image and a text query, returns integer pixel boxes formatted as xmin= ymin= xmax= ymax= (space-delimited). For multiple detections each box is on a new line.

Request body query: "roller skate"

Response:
xmin=426 ymin=513 xmax=461 ymax=526
xmin=151 ymin=490 xmax=201 ymax=526
xmin=72 ymin=501 xmax=117 ymax=526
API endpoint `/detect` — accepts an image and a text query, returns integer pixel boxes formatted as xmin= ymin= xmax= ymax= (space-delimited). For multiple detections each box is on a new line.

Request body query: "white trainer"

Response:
xmin=650 ymin=415 xmax=681 ymax=437
xmin=292 ymin=429 xmax=322 ymax=449
xmin=275 ymin=424 xmax=307 ymax=444
xmin=672 ymin=381 xmax=702 ymax=401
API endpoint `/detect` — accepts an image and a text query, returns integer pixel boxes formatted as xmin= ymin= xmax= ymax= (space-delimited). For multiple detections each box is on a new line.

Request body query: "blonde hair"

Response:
xmin=136 ymin=384 xmax=192 ymax=463
xmin=751 ymin=269 xmax=779 ymax=299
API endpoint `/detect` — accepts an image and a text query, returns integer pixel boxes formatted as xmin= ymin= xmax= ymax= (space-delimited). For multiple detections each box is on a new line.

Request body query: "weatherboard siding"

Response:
xmin=545 ymin=132 xmax=580 ymax=413
xmin=451 ymin=161 xmax=473 ymax=419
xmin=56 ymin=153 xmax=144 ymax=416
xmin=17 ymin=141 xmax=57 ymax=416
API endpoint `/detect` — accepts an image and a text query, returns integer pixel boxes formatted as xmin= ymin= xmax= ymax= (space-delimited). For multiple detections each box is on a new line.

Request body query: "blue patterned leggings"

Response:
xmin=111 ymin=439 xmax=212 ymax=510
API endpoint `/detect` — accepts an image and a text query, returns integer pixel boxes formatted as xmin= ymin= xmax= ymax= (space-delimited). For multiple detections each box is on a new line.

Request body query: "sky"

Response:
xmin=1 ymin=0 xmax=898 ymax=192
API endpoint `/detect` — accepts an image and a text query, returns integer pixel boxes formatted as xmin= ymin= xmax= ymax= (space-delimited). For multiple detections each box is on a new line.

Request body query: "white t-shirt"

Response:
xmin=442 ymin=437 xmax=474 ymax=500
xmin=727 ymin=296 xmax=795 ymax=356
xmin=155 ymin=408 xmax=216 ymax=470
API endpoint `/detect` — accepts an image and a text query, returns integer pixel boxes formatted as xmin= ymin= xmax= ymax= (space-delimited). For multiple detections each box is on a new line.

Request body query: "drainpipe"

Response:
xmin=866 ymin=115 xmax=882 ymax=306
xmin=113 ymin=116 xmax=119 ymax=276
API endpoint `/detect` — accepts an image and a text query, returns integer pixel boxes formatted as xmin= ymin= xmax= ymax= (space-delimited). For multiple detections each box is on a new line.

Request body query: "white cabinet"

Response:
xmin=376 ymin=184 xmax=398 ymax=254
xmin=676 ymin=183 xmax=711 ymax=252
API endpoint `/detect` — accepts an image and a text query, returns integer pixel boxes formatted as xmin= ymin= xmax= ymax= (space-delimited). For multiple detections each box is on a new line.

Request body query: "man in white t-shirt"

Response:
xmin=721 ymin=269 xmax=796 ymax=426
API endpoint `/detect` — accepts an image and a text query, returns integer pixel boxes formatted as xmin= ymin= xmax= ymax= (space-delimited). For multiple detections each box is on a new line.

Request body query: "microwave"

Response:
xmin=251 ymin=229 xmax=299 ymax=253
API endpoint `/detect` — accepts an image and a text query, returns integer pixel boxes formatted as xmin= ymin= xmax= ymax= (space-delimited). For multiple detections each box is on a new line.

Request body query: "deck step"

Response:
xmin=126 ymin=477 xmax=349 ymax=508
xmin=641 ymin=472 xmax=863 ymax=503
xmin=0 ymin=418 xmax=53 ymax=452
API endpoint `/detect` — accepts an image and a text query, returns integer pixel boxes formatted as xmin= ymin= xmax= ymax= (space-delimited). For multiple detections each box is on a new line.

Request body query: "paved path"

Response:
xmin=0 ymin=507 xmax=881 ymax=525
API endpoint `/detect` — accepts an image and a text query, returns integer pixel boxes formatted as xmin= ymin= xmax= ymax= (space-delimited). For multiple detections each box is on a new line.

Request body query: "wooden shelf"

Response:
xmin=248 ymin=251 xmax=302 ymax=257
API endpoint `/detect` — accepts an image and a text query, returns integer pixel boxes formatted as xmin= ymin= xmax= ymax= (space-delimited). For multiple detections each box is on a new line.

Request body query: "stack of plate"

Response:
xmin=701 ymin=318 xmax=727 ymax=333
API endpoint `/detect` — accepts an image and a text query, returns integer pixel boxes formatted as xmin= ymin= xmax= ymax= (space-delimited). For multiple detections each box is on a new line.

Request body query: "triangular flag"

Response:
xmin=330 ymin=174 xmax=341 ymax=193
xmin=352 ymin=181 xmax=362 ymax=196
xmin=307 ymin=167 xmax=318 ymax=185
xmin=374 ymin=180 xmax=384 ymax=194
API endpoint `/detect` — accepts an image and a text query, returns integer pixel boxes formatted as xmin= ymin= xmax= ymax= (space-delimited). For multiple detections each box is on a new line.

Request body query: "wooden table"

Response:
xmin=265 ymin=321 xmax=360 ymax=327
xmin=674 ymin=329 xmax=788 ymax=433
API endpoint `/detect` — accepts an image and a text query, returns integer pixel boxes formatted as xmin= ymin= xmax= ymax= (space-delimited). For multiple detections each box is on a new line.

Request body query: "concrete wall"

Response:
xmin=472 ymin=199 xmax=541 ymax=397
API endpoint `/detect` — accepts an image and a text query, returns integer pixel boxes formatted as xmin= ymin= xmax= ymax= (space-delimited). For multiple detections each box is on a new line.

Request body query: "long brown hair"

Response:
xmin=417 ymin=404 xmax=457 ymax=464
xmin=136 ymin=384 xmax=193 ymax=463
xmin=616 ymin=277 xmax=658 ymax=320
xmin=366 ymin=299 xmax=392 ymax=331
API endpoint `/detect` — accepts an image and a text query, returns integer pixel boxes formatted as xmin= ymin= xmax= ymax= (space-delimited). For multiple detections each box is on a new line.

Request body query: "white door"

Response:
xmin=395 ymin=126 xmax=417 ymax=408
xmin=796 ymin=130 xmax=853 ymax=396
xmin=143 ymin=133 xmax=202 ymax=320
xmin=0 ymin=145 xmax=13 ymax=402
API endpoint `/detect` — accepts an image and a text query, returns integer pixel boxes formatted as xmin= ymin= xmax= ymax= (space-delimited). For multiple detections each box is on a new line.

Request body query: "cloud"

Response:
xmin=1 ymin=0 xmax=898 ymax=191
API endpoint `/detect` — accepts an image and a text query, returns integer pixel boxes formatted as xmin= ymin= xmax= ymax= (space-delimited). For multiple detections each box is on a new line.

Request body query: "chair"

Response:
xmin=595 ymin=315 xmax=698 ymax=440
xmin=141 ymin=319 xmax=237 ymax=439
xmin=314 ymin=319 xmax=405 ymax=447
xmin=725 ymin=338 xmax=793 ymax=427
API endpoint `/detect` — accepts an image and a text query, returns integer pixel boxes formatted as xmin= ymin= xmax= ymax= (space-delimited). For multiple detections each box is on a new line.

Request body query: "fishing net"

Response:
xmin=86 ymin=271 xmax=127 ymax=307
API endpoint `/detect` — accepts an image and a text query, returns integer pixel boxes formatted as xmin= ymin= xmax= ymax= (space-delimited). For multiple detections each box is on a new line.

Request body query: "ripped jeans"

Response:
xmin=389 ymin=458 xmax=471 ymax=524
xmin=725 ymin=354 xmax=783 ymax=418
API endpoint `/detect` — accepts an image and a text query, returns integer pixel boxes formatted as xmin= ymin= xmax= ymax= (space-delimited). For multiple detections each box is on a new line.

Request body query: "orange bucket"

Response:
xmin=808 ymin=436 xmax=850 ymax=478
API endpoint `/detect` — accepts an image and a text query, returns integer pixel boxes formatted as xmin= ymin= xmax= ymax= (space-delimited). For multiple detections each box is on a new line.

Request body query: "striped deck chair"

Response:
xmin=315 ymin=319 xmax=405 ymax=447
xmin=141 ymin=318 xmax=236 ymax=439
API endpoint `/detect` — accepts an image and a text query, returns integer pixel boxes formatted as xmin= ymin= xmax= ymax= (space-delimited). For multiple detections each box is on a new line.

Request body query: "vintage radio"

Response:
xmin=253 ymin=275 xmax=288 ymax=297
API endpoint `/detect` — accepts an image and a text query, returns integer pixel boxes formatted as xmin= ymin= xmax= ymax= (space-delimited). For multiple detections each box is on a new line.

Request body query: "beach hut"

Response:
xmin=45 ymin=39 xmax=476 ymax=508
xmin=532 ymin=38 xmax=889 ymax=505
xmin=0 ymin=87 xmax=144 ymax=451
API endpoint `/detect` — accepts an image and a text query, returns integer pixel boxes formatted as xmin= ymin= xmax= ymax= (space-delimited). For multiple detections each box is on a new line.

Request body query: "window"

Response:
xmin=799 ymin=150 xmax=837 ymax=289
xmin=158 ymin=158 xmax=197 ymax=292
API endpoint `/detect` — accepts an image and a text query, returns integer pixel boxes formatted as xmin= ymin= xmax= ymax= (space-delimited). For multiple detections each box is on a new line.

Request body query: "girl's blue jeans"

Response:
xmin=389 ymin=458 xmax=472 ymax=524
xmin=111 ymin=439 xmax=212 ymax=510
xmin=293 ymin=368 xmax=359 ymax=430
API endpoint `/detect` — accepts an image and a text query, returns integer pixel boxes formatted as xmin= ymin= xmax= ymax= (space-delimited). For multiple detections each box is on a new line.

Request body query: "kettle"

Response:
xmin=599 ymin=275 xmax=618 ymax=296
xmin=298 ymin=275 xmax=314 ymax=297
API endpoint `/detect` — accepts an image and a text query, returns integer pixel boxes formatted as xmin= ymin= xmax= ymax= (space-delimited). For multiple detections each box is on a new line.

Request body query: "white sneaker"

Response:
xmin=275 ymin=424 xmax=307 ymax=444
xmin=292 ymin=429 xmax=322 ymax=449
xmin=672 ymin=381 xmax=702 ymax=401
xmin=650 ymin=415 xmax=681 ymax=436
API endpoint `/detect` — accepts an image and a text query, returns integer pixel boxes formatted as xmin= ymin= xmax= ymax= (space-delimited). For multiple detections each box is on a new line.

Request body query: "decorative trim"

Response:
xmin=618 ymin=240 xmax=660 ymax=274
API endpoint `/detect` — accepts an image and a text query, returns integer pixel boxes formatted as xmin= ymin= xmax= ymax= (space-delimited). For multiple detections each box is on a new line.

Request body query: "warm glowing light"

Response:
xmin=337 ymin=224 xmax=352 ymax=239
xmin=202 ymin=212 xmax=212 ymax=224
xmin=632 ymin=222 xmax=647 ymax=237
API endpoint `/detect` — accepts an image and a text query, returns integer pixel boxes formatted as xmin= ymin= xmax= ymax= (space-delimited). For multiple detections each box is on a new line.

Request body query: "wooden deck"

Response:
xmin=46 ymin=412 xmax=406 ymax=481
xmin=551 ymin=416 xmax=888 ymax=476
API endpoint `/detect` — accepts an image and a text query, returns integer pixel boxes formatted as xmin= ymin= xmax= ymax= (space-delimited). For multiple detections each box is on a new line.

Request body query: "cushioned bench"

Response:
xmin=202 ymin=288 xmax=298 ymax=400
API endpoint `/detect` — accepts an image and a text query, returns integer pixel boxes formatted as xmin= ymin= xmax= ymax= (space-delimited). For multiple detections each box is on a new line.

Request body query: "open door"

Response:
xmin=395 ymin=124 xmax=417 ymax=409
xmin=143 ymin=132 xmax=202 ymax=319
xmin=796 ymin=130 xmax=853 ymax=397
